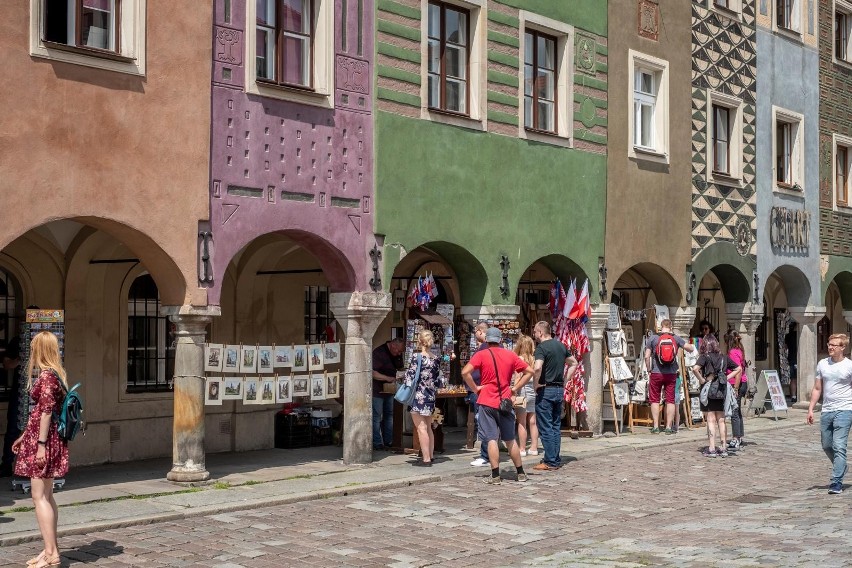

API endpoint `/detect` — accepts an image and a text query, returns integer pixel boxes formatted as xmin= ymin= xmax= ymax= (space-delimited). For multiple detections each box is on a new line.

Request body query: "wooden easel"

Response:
xmin=676 ymin=350 xmax=694 ymax=430
xmin=603 ymin=356 xmax=622 ymax=436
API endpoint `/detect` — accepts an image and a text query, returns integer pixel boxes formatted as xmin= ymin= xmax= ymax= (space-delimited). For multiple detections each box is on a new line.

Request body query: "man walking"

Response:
xmin=463 ymin=327 xmax=533 ymax=484
xmin=644 ymin=319 xmax=694 ymax=434
xmin=371 ymin=337 xmax=404 ymax=451
xmin=466 ymin=322 xmax=491 ymax=467
xmin=807 ymin=333 xmax=852 ymax=494
xmin=531 ymin=321 xmax=577 ymax=471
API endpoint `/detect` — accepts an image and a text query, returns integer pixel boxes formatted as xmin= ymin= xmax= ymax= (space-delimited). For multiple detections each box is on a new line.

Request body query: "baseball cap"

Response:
xmin=485 ymin=327 xmax=502 ymax=344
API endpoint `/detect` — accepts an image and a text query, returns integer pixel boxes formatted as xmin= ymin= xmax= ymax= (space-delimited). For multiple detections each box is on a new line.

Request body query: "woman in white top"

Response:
xmin=512 ymin=334 xmax=539 ymax=456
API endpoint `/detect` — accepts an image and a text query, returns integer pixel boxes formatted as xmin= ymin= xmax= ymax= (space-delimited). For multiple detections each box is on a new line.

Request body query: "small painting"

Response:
xmin=292 ymin=345 xmax=308 ymax=372
xmin=626 ymin=343 xmax=636 ymax=359
xmin=222 ymin=377 xmax=243 ymax=400
xmin=274 ymin=346 xmax=292 ymax=368
xmin=224 ymin=345 xmax=239 ymax=371
xmin=308 ymin=344 xmax=325 ymax=370
xmin=243 ymin=377 xmax=259 ymax=404
xmin=276 ymin=376 xmax=292 ymax=403
xmin=324 ymin=342 xmax=341 ymax=364
xmin=260 ymin=378 xmax=275 ymax=403
xmin=292 ymin=374 xmax=309 ymax=397
xmin=326 ymin=372 xmax=340 ymax=398
xmin=240 ymin=345 xmax=257 ymax=373
xmin=204 ymin=343 xmax=223 ymax=373
xmin=205 ymin=377 xmax=223 ymax=406
xmin=310 ymin=373 xmax=326 ymax=401
xmin=622 ymin=326 xmax=634 ymax=343
xmin=258 ymin=346 xmax=273 ymax=373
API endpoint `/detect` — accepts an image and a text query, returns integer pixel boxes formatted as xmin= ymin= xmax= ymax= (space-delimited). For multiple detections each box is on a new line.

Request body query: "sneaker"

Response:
xmin=519 ymin=450 xmax=528 ymax=457
xmin=702 ymin=449 xmax=717 ymax=458
xmin=482 ymin=475 xmax=502 ymax=485
xmin=517 ymin=472 xmax=529 ymax=482
xmin=829 ymin=482 xmax=843 ymax=494
xmin=650 ymin=427 xmax=661 ymax=434
xmin=718 ymin=449 xmax=729 ymax=458
xmin=727 ymin=440 xmax=738 ymax=449
xmin=470 ymin=458 xmax=488 ymax=467
xmin=664 ymin=428 xmax=674 ymax=435
xmin=528 ymin=449 xmax=539 ymax=455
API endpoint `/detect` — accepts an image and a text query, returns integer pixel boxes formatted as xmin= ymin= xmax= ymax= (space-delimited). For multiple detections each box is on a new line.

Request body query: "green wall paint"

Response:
xmin=375 ymin=111 xmax=606 ymax=306
xmin=494 ymin=0 xmax=606 ymax=36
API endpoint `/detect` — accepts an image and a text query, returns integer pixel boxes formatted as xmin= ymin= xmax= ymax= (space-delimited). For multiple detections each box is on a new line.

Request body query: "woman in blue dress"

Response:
xmin=404 ymin=329 xmax=446 ymax=467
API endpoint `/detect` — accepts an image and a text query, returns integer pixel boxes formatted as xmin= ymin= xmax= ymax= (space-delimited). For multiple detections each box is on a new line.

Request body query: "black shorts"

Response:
xmin=478 ymin=405 xmax=516 ymax=443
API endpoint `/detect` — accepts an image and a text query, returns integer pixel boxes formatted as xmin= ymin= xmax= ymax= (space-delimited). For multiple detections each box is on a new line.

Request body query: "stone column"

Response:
xmin=843 ymin=310 xmax=852 ymax=329
xmin=725 ymin=302 xmax=764 ymax=390
xmin=162 ymin=306 xmax=220 ymax=482
xmin=788 ymin=306 xmax=826 ymax=408
xmin=330 ymin=291 xmax=392 ymax=465
xmin=586 ymin=304 xmax=610 ymax=436
xmin=669 ymin=306 xmax=697 ymax=338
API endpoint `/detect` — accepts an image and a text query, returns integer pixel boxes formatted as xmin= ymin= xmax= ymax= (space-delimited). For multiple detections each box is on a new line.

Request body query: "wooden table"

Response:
xmin=392 ymin=391 xmax=472 ymax=454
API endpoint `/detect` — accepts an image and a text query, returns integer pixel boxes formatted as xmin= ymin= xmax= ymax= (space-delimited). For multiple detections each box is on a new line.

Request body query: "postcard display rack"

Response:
xmin=11 ymin=309 xmax=66 ymax=493
xmin=202 ymin=341 xmax=343 ymax=449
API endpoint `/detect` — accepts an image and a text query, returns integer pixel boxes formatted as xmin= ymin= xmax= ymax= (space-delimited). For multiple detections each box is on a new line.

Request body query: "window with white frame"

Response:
xmin=836 ymin=1 xmax=852 ymax=63
xmin=628 ymin=50 xmax=669 ymax=162
xmin=427 ymin=1 xmax=469 ymax=114
xmin=776 ymin=0 xmax=800 ymax=32
xmin=518 ymin=11 xmax=573 ymax=145
xmin=711 ymin=0 xmax=743 ymax=17
xmin=126 ymin=274 xmax=174 ymax=393
xmin=246 ymin=0 xmax=333 ymax=107
xmin=420 ymin=0 xmax=485 ymax=129
xmin=29 ymin=0 xmax=146 ymax=75
xmin=772 ymin=106 xmax=804 ymax=191
xmin=706 ymin=90 xmax=744 ymax=182
xmin=834 ymin=135 xmax=852 ymax=208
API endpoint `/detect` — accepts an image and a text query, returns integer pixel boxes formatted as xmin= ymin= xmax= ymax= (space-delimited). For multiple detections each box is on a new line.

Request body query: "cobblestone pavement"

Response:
xmin=3 ymin=423 xmax=849 ymax=567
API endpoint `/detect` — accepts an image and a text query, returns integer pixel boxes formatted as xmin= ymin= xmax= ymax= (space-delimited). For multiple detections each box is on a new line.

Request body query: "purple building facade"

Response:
xmin=207 ymin=0 xmax=375 ymax=302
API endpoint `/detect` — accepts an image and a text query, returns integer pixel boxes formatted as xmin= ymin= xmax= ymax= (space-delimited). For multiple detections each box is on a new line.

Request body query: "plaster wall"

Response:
xmin=755 ymin=28 xmax=820 ymax=306
xmin=0 ymin=0 xmax=212 ymax=306
xmin=207 ymin=0 xmax=376 ymax=304
xmin=606 ymin=0 xmax=692 ymax=303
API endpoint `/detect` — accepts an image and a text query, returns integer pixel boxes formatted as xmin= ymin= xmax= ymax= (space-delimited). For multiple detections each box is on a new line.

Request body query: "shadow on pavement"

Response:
xmin=63 ymin=539 xmax=124 ymax=564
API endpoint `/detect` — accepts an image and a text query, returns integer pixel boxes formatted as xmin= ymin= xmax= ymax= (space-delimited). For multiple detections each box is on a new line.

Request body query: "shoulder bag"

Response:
xmin=394 ymin=354 xmax=422 ymax=407
xmin=487 ymin=349 xmax=514 ymax=415
xmin=706 ymin=354 xmax=728 ymax=401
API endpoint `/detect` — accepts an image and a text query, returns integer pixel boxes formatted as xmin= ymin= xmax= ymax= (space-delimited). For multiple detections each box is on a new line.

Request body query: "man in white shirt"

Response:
xmin=807 ymin=333 xmax=852 ymax=494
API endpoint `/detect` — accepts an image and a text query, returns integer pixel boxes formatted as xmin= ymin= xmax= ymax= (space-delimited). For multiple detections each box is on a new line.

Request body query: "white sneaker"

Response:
xmin=528 ymin=449 xmax=539 ymax=456
xmin=470 ymin=458 xmax=488 ymax=467
xmin=519 ymin=450 xmax=528 ymax=457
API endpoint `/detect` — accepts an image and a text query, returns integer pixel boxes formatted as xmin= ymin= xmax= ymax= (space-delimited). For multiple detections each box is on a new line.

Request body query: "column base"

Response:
xmin=166 ymin=465 xmax=210 ymax=483
xmin=792 ymin=401 xmax=813 ymax=410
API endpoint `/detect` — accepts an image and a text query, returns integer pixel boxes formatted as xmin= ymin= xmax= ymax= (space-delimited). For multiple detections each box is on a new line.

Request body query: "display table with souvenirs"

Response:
xmin=391 ymin=384 xmax=470 ymax=454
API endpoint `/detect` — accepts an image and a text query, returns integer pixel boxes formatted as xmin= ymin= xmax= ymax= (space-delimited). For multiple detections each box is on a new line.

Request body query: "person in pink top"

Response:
xmin=725 ymin=330 xmax=747 ymax=450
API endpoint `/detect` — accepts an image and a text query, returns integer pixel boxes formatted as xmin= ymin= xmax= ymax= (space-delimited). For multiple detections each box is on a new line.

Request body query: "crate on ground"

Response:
xmin=275 ymin=411 xmax=311 ymax=449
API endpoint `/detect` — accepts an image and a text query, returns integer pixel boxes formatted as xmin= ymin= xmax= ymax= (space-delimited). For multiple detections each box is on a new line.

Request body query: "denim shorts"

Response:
xmin=478 ymin=405 xmax=517 ymax=443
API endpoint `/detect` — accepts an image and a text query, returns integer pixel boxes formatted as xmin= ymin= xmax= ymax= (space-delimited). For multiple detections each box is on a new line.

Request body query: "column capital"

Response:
xmin=725 ymin=302 xmax=763 ymax=335
xmin=788 ymin=305 xmax=826 ymax=326
xmin=330 ymin=291 xmax=392 ymax=339
xmin=587 ymin=303 xmax=611 ymax=340
xmin=668 ymin=306 xmax=697 ymax=338
xmin=459 ymin=305 xmax=521 ymax=322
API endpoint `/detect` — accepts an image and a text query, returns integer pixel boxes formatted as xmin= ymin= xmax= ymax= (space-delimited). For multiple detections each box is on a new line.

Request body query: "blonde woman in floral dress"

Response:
xmin=404 ymin=330 xmax=446 ymax=467
xmin=12 ymin=331 xmax=70 ymax=567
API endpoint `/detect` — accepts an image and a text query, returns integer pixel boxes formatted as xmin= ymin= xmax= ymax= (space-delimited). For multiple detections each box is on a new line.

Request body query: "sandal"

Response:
xmin=27 ymin=552 xmax=45 ymax=566
xmin=33 ymin=556 xmax=61 ymax=568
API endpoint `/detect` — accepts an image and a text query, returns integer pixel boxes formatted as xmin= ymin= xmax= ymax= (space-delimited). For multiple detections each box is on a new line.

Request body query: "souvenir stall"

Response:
xmin=202 ymin=335 xmax=344 ymax=449
xmin=393 ymin=273 xmax=468 ymax=453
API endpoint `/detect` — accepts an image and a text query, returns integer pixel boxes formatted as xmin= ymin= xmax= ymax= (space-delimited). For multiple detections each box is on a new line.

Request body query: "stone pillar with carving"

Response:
xmin=788 ymin=306 xmax=826 ymax=408
xmin=330 ymin=291 xmax=392 ymax=464
xmin=163 ymin=307 xmax=220 ymax=482
xmin=668 ymin=306 xmax=697 ymax=339
xmin=586 ymin=304 xmax=610 ymax=436
xmin=725 ymin=302 xmax=764 ymax=390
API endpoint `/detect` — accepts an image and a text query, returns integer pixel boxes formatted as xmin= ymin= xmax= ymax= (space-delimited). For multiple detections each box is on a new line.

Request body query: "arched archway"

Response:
xmin=514 ymin=255 xmax=588 ymax=334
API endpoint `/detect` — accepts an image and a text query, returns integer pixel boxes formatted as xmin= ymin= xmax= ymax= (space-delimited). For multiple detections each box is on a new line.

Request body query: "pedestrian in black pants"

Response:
xmin=0 ymin=336 xmax=22 ymax=477
xmin=725 ymin=331 xmax=747 ymax=450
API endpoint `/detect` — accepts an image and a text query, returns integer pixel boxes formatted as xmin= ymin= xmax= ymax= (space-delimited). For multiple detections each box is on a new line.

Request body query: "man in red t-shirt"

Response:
xmin=462 ymin=327 xmax=534 ymax=484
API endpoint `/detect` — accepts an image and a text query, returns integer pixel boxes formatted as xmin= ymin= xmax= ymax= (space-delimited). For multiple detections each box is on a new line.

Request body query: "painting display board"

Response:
xmin=748 ymin=370 xmax=788 ymax=421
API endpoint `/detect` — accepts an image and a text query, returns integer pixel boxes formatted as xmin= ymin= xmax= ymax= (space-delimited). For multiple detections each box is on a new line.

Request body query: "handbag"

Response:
xmin=487 ymin=349 xmax=514 ymax=415
xmin=394 ymin=354 xmax=422 ymax=407
xmin=706 ymin=355 xmax=728 ymax=401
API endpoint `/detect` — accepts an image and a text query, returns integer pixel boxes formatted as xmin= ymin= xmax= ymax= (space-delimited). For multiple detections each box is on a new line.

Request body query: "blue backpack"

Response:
xmin=55 ymin=381 xmax=84 ymax=442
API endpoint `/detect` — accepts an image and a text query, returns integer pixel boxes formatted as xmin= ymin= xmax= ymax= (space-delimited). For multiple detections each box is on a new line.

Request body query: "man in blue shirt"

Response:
xmin=371 ymin=338 xmax=404 ymax=451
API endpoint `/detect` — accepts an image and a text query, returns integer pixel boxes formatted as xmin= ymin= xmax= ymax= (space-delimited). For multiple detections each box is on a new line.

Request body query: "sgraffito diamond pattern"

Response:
xmin=691 ymin=1 xmax=757 ymax=260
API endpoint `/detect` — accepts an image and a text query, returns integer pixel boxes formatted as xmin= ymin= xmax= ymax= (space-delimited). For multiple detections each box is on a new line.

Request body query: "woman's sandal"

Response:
xmin=33 ymin=556 xmax=61 ymax=567
xmin=26 ymin=551 xmax=45 ymax=566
